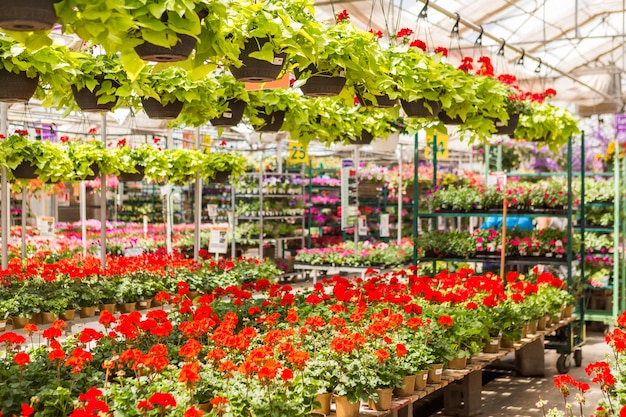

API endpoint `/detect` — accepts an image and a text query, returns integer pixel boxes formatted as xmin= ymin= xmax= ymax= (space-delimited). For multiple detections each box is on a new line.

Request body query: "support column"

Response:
xmin=80 ymin=181 xmax=87 ymax=256
xmin=1 ymin=103 xmax=9 ymax=269
xmin=193 ymin=127 xmax=202 ymax=261
xmin=100 ymin=113 xmax=107 ymax=268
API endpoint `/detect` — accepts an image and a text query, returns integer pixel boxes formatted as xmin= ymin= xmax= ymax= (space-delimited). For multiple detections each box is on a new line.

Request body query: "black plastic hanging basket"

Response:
xmin=255 ymin=110 xmax=286 ymax=132
xmin=349 ymin=131 xmax=374 ymax=146
xmin=230 ymin=38 xmax=287 ymax=83
xmin=119 ymin=166 xmax=145 ymax=182
xmin=401 ymin=98 xmax=441 ymax=118
xmin=296 ymin=66 xmax=346 ymax=97
xmin=83 ymin=163 xmax=100 ymax=181
xmin=364 ymin=95 xmax=398 ymax=108
xmin=12 ymin=161 xmax=38 ymax=180
xmin=212 ymin=170 xmax=231 ymax=184
xmin=210 ymin=100 xmax=247 ymax=126
xmin=142 ymin=97 xmax=184 ymax=120
xmin=492 ymin=112 xmax=520 ymax=135
xmin=134 ymin=34 xmax=197 ymax=62
xmin=0 ymin=0 xmax=59 ymax=32
xmin=0 ymin=70 xmax=39 ymax=103
xmin=438 ymin=110 xmax=465 ymax=125
xmin=72 ymin=77 xmax=119 ymax=113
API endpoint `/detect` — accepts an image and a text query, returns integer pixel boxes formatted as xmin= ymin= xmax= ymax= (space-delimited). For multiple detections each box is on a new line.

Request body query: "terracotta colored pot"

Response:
xmin=99 ymin=303 xmax=116 ymax=314
xmin=136 ymin=299 xmax=153 ymax=310
xmin=393 ymin=374 xmax=416 ymax=397
xmin=334 ymin=395 xmax=360 ymax=417
xmin=312 ymin=392 xmax=332 ymax=415
xmin=414 ymin=369 xmax=429 ymax=391
xmin=117 ymin=302 xmax=136 ymax=314
xmin=483 ymin=336 xmax=501 ymax=353
xmin=11 ymin=316 xmax=30 ymax=329
xmin=448 ymin=355 xmax=468 ymax=370
xmin=427 ymin=363 xmax=444 ymax=384
xmin=79 ymin=306 xmax=97 ymax=318
xmin=59 ymin=309 xmax=76 ymax=321
xmin=368 ymin=388 xmax=393 ymax=411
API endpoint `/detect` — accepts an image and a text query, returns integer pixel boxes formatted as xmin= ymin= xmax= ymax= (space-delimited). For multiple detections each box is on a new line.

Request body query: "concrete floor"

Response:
xmin=438 ymin=327 xmax=612 ymax=417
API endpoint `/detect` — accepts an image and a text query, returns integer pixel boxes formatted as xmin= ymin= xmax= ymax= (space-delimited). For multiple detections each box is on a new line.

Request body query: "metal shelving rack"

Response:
xmin=414 ymin=133 xmax=586 ymax=373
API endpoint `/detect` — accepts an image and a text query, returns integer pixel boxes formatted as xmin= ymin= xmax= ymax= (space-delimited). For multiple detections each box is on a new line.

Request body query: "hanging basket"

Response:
xmin=364 ymin=95 xmax=398 ymax=108
xmin=230 ymin=38 xmax=287 ymax=82
xmin=296 ymin=66 xmax=346 ymax=97
xmin=401 ymin=98 xmax=441 ymax=118
xmin=119 ymin=166 xmax=145 ymax=182
xmin=370 ymin=131 xmax=400 ymax=153
xmin=210 ymin=99 xmax=246 ymax=126
xmin=492 ymin=112 xmax=520 ymax=135
xmin=134 ymin=34 xmax=197 ymax=62
xmin=142 ymin=97 xmax=184 ymax=120
xmin=255 ymin=110 xmax=286 ymax=132
xmin=0 ymin=0 xmax=59 ymax=31
xmin=12 ymin=161 xmax=38 ymax=179
xmin=72 ymin=77 xmax=119 ymax=112
xmin=212 ymin=169 xmax=232 ymax=184
xmin=438 ymin=110 xmax=465 ymax=125
xmin=358 ymin=180 xmax=382 ymax=198
xmin=349 ymin=131 xmax=374 ymax=146
xmin=0 ymin=70 xmax=39 ymax=103
xmin=83 ymin=163 xmax=100 ymax=181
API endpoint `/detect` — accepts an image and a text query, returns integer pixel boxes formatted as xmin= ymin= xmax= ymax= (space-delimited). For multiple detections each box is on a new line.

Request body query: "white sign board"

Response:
xmin=380 ymin=213 xmax=390 ymax=237
xmin=209 ymin=225 xmax=229 ymax=254
xmin=38 ymin=216 xmax=55 ymax=238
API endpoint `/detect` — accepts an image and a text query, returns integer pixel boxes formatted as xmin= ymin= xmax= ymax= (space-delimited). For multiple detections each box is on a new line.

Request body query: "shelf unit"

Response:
xmin=414 ymin=134 xmax=585 ymax=373
xmin=235 ymin=171 xmax=305 ymax=259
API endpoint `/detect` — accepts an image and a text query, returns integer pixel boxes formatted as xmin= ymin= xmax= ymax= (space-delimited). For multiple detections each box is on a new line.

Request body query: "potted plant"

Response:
xmin=49 ymin=51 xmax=133 ymax=113
xmin=513 ymin=101 xmax=580 ymax=152
xmin=56 ymin=0 xmax=216 ymax=64
xmin=137 ymin=65 xmax=207 ymax=120
xmin=164 ymin=148 xmax=205 ymax=186
xmin=66 ymin=140 xmax=119 ymax=181
xmin=116 ymin=144 xmax=169 ymax=183
xmin=245 ymin=89 xmax=303 ymax=132
xmin=0 ymin=133 xmax=74 ymax=183
xmin=208 ymin=73 xmax=249 ymax=127
xmin=0 ymin=34 xmax=65 ymax=103
xmin=201 ymin=152 xmax=247 ymax=184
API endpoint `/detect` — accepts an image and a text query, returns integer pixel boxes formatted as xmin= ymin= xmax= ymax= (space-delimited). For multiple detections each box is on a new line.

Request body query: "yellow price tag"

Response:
xmin=287 ymin=142 xmax=308 ymax=164
xmin=424 ymin=133 xmax=448 ymax=159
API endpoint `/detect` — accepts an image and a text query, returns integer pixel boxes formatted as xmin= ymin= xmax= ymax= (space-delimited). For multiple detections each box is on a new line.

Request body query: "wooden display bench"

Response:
xmin=323 ymin=316 xmax=576 ymax=417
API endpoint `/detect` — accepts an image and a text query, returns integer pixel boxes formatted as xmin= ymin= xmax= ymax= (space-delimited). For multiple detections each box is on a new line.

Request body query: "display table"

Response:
xmin=293 ymin=263 xmax=383 ymax=283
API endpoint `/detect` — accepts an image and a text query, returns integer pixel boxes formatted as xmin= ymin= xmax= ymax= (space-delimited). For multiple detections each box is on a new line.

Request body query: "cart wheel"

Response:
xmin=557 ymin=354 xmax=571 ymax=374
xmin=574 ymin=349 xmax=583 ymax=367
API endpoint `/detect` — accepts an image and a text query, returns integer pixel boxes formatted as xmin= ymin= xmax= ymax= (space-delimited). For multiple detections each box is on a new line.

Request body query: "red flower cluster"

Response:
xmin=335 ymin=9 xmax=349 ymax=22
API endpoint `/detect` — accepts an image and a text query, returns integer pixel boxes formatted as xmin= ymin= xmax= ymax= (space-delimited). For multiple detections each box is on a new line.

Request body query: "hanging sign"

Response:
xmin=207 ymin=204 xmax=218 ymax=220
xmin=358 ymin=215 xmax=368 ymax=236
xmin=209 ymin=225 xmax=229 ymax=254
xmin=424 ymin=133 xmax=449 ymax=159
xmin=380 ymin=213 xmax=390 ymax=238
xmin=287 ymin=141 xmax=308 ymax=164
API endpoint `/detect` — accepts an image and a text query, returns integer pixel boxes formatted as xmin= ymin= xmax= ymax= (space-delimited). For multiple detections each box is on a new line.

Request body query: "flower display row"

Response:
xmin=418 ymin=228 xmax=577 ymax=259
xmin=0 ymin=266 xmax=573 ymax=416
xmin=295 ymin=239 xmax=413 ymax=267
xmin=424 ymin=179 xmax=574 ymax=213
xmin=0 ymin=252 xmax=282 ymax=322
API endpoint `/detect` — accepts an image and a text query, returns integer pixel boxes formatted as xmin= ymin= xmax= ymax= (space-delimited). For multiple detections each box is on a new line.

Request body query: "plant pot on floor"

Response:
xmin=0 ymin=70 xmax=39 ymax=103
xmin=134 ymin=34 xmax=197 ymax=62
xmin=0 ymin=0 xmax=59 ymax=32
xmin=255 ymin=110 xmax=286 ymax=132
xmin=72 ymin=77 xmax=119 ymax=112
xmin=59 ymin=309 xmax=76 ymax=321
xmin=136 ymin=298 xmax=152 ymax=310
xmin=296 ymin=66 xmax=346 ymax=97
xmin=99 ymin=303 xmax=116 ymax=314
xmin=40 ymin=311 xmax=56 ymax=324
xmin=400 ymin=98 xmax=441 ymax=118
xmin=230 ymin=38 xmax=287 ymax=82
xmin=142 ymin=97 xmax=184 ymax=120
xmin=210 ymin=100 xmax=246 ymax=126
xmin=0 ymin=320 xmax=6 ymax=332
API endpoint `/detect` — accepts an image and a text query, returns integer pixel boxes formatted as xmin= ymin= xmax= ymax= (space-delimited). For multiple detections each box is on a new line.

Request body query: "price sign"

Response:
xmin=209 ymin=225 xmax=229 ymax=254
xmin=207 ymin=204 xmax=218 ymax=219
xmin=287 ymin=142 xmax=308 ymax=164
xmin=38 ymin=216 xmax=55 ymax=238
xmin=358 ymin=216 xmax=368 ymax=236
xmin=380 ymin=213 xmax=390 ymax=237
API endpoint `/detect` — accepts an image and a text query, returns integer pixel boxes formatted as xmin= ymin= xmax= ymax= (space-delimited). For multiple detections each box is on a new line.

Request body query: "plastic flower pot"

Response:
xmin=134 ymin=34 xmax=197 ymax=62
xmin=0 ymin=0 xmax=59 ymax=32
xmin=230 ymin=37 xmax=287 ymax=83
xmin=0 ymin=69 xmax=39 ymax=103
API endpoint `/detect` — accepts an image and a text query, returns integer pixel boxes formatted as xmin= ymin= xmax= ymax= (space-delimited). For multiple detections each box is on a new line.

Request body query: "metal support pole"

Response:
xmin=259 ymin=155 xmax=264 ymax=259
xmin=397 ymin=146 xmax=403 ymax=244
xmin=276 ymin=139 xmax=283 ymax=174
xmin=21 ymin=188 xmax=26 ymax=259
xmin=194 ymin=127 xmax=202 ymax=261
xmin=80 ymin=181 xmax=87 ymax=256
xmin=613 ymin=137 xmax=620 ymax=317
xmin=100 ymin=113 xmax=107 ymax=268
xmin=354 ymin=146 xmax=359 ymax=246
xmin=230 ymin=186 xmax=236 ymax=258
xmin=412 ymin=133 xmax=419 ymax=265
xmin=1 ymin=103 xmax=8 ymax=269
xmin=496 ymin=142 xmax=503 ymax=172
xmin=485 ymin=144 xmax=490 ymax=182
